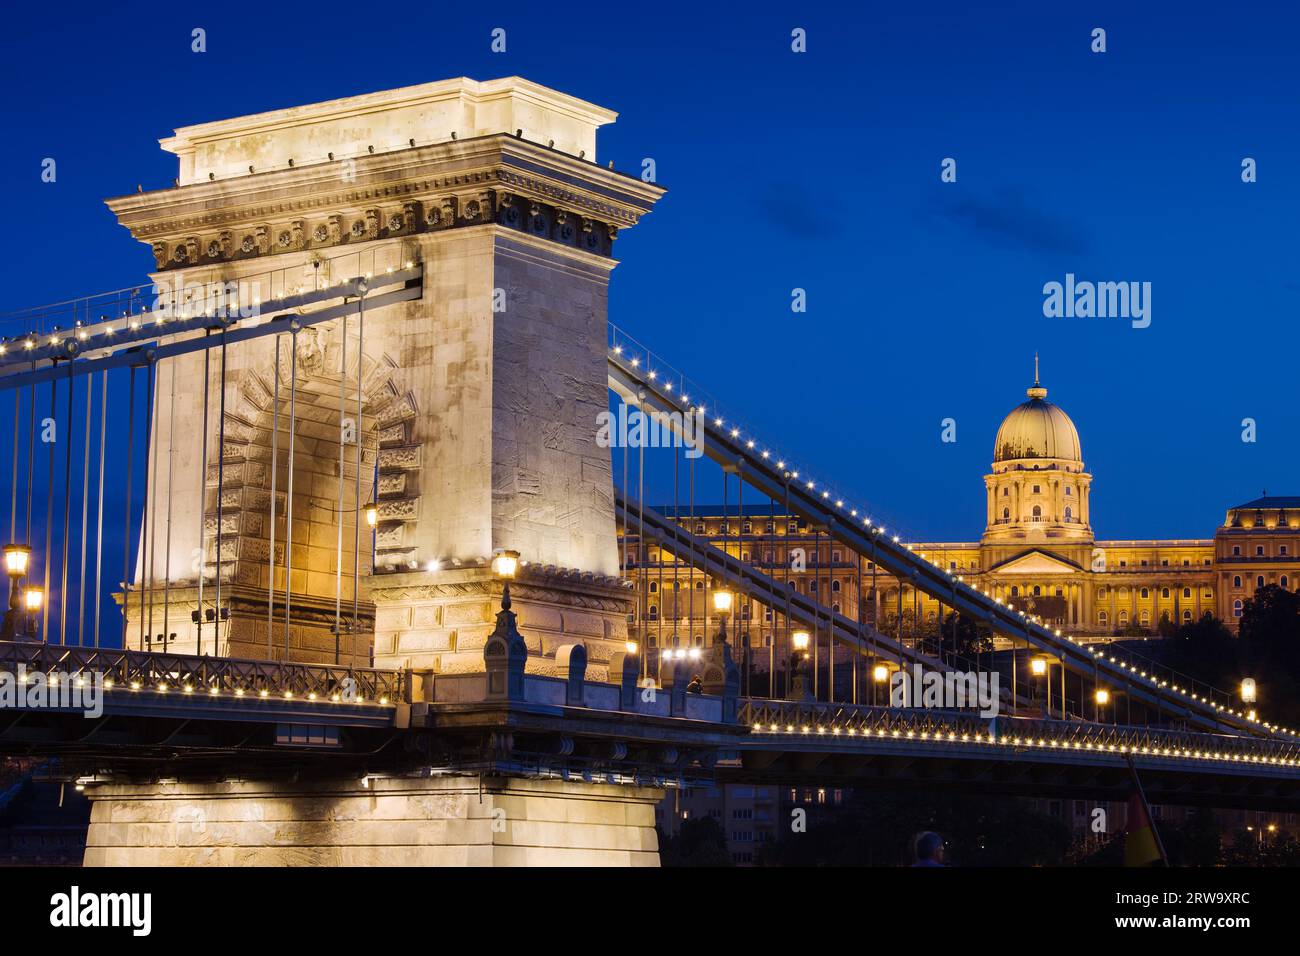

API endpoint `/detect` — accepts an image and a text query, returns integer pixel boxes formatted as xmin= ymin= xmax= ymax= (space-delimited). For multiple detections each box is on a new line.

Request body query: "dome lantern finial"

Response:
xmin=1027 ymin=353 xmax=1047 ymax=400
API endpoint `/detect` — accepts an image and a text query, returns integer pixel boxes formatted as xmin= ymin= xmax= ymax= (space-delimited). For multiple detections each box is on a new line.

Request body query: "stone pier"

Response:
xmin=84 ymin=776 xmax=663 ymax=867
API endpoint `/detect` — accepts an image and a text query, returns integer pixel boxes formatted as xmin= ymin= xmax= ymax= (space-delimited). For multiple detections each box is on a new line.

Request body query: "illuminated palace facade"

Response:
xmin=628 ymin=370 xmax=1300 ymax=648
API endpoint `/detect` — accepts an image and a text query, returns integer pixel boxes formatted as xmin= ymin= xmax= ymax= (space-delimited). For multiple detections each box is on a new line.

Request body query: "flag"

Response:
xmin=1124 ymin=792 xmax=1163 ymax=866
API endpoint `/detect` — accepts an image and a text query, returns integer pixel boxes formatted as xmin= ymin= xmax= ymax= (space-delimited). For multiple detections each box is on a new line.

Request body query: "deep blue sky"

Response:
xmin=2 ymin=0 xmax=1297 ymax=550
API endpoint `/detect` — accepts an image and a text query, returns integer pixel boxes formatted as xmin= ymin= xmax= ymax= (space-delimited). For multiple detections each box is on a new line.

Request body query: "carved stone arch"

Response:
xmin=200 ymin=323 xmax=422 ymax=608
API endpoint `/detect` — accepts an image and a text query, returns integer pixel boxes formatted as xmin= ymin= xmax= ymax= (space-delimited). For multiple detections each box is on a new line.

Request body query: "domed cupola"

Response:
xmin=982 ymin=358 xmax=1093 ymax=544
xmin=993 ymin=365 xmax=1082 ymax=465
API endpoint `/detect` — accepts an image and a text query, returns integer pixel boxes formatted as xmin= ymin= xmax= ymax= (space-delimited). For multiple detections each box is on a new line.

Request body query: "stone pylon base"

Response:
xmin=369 ymin=565 xmax=633 ymax=679
xmin=84 ymin=776 xmax=662 ymax=867
xmin=118 ymin=584 xmax=374 ymax=667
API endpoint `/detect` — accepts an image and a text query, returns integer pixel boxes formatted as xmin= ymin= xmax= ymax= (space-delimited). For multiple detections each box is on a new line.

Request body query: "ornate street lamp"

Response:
xmin=23 ymin=586 xmax=43 ymax=642
xmin=789 ymin=629 xmax=813 ymax=701
xmin=1094 ymin=686 xmax=1110 ymax=721
xmin=1 ymin=544 xmax=31 ymax=640
xmin=1240 ymin=677 xmax=1257 ymax=705
xmin=711 ymin=588 xmax=732 ymax=645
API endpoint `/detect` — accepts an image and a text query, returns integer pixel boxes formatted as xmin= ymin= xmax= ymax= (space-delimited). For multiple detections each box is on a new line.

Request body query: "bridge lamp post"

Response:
xmin=491 ymin=549 xmax=521 ymax=610
xmin=870 ymin=661 xmax=900 ymax=706
xmin=711 ymin=589 xmax=732 ymax=645
xmin=1093 ymin=687 xmax=1110 ymax=722
xmin=23 ymin=587 xmax=43 ymax=642
xmin=1 ymin=545 xmax=31 ymax=641
xmin=789 ymin=629 xmax=813 ymax=701
xmin=1240 ymin=677 xmax=1257 ymax=705
xmin=1030 ymin=655 xmax=1048 ymax=715
xmin=363 ymin=501 xmax=378 ymax=573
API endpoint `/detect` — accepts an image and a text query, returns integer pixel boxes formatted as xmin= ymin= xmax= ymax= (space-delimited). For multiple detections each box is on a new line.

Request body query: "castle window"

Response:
xmin=1141 ymin=610 xmax=1150 ymax=624
xmin=1002 ymin=508 xmax=1010 ymax=519
xmin=1183 ymin=559 xmax=1190 ymax=566
xmin=1233 ymin=600 xmax=1243 ymax=618
xmin=1182 ymin=609 xmax=1192 ymax=622
xmin=1003 ymin=488 xmax=1009 ymax=496
xmin=647 ymin=604 xmax=658 ymax=620
xmin=788 ymin=521 xmax=798 ymax=533
xmin=831 ymin=579 xmax=842 ymax=593
xmin=1233 ymin=546 xmax=1241 ymax=556
xmin=1256 ymin=545 xmax=1265 ymax=556
xmin=1161 ymin=588 xmax=1170 ymax=599
xmin=1032 ymin=485 xmax=1041 ymax=494
xmin=1010 ymin=586 xmax=1019 ymax=597
xmin=742 ymin=522 xmax=752 ymax=534
xmin=696 ymin=580 xmax=705 ymax=590
xmin=1033 ymin=585 xmax=1042 ymax=596
xmin=1065 ymin=486 xmax=1073 ymax=496
xmin=1064 ymin=506 xmax=1073 ymax=521
xmin=1140 ymin=588 xmax=1150 ymax=599
xmin=1031 ymin=505 xmax=1042 ymax=520
xmin=1055 ymin=587 xmax=1063 ymax=597
xmin=1257 ymin=575 xmax=1266 ymax=589
xmin=1098 ymin=611 xmax=1108 ymax=625
xmin=1118 ymin=610 xmax=1129 ymax=625
xmin=832 ymin=550 xmax=841 ymax=563
xmin=696 ymin=523 xmax=706 ymax=534
xmin=1283 ymin=575 xmax=1290 ymax=589
xmin=1282 ymin=546 xmax=1290 ymax=556
xmin=649 ymin=581 xmax=658 ymax=593
xmin=1234 ymin=575 xmax=1242 ymax=588
xmin=1183 ymin=588 xmax=1191 ymax=599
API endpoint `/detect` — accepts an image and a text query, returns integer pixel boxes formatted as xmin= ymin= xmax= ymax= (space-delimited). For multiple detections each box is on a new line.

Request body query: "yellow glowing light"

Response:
xmin=491 ymin=549 xmax=520 ymax=579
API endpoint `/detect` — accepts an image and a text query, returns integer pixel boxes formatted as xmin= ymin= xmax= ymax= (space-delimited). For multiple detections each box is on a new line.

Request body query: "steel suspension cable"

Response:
xmin=76 ymin=371 xmax=91 ymax=644
xmin=59 ymin=365 xmax=74 ymax=644
xmin=162 ymin=358 xmax=176 ymax=651
xmin=351 ymin=297 xmax=365 ymax=645
xmin=334 ymin=315 xmax=348 ymax=663
xmin=136 ymin=360 xmax=154 ymax=651
xmin=267 ymin=335 xmax=280 ymax=658
xmin=214 ymin=331 xmax=227 ymax=650
xmin=284 ymin=327 xmax=298 ymax=661
xmin=9 ymin=389 xmax=18 ymax=541
xmin=195 ymin=336 xmax=210 ymax=654
xmin=120 ymin=368 xmax=134 ymax=644
xmin=92 ymin=372 xmax=106 ymax=648
xmin=44 ymin=376 xmax=56 ymax=641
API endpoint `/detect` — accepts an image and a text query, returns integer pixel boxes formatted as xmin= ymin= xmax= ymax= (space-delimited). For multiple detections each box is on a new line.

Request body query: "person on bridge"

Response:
xmin=911 ymin=831 xmax=946 ymax=867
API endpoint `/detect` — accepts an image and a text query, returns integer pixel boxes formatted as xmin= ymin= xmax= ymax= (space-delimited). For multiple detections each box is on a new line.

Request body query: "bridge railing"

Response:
xmin=738 ymin=698 xmax=1300 ymax=770
xmin=0 ymin=640 xmax=406 ymax=704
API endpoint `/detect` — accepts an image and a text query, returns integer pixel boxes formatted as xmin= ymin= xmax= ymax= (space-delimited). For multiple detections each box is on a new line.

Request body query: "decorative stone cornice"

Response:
xmin=371 ymin=562 xmax=634 ymax=613
xmin=106 ymin=136 xmax=664 ymax=271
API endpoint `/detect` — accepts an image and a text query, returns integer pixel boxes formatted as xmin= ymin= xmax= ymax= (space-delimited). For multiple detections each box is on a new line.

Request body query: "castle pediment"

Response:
xmin=988 ymin=550 xmax=1082 ymax=576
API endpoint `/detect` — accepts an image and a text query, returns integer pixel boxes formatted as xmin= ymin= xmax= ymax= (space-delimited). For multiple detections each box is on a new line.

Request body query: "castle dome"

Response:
xmin=993 ymin=362 xmax=1082 ymax=464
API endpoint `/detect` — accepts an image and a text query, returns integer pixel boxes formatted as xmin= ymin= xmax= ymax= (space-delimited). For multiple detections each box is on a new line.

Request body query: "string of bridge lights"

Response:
xmin=744 ymin=719 xmax=1300 ymax=771
xmin=609 ymin=338 xmax=1298 ymax=741
xmin=16 ymin=670 xmax=394 ymax=706
xmin=0 ymin=254 xmax=416 ymax=362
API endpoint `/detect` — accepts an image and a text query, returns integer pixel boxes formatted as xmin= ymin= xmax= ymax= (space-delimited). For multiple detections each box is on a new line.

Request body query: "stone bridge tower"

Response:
xmin=107 ymin=77 xmax=664 ymax=673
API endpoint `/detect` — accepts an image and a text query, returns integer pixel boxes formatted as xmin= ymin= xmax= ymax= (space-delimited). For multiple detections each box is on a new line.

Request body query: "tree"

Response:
xmin=658 ymin=816 xmax=734 ymax=867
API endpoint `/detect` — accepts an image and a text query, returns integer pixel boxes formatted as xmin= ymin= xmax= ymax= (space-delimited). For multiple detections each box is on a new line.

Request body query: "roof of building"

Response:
xmin=993 ymin=363 xmax=1082 ymax=464
xmin=1231 ymin=496 xmax=1300 ymax=510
